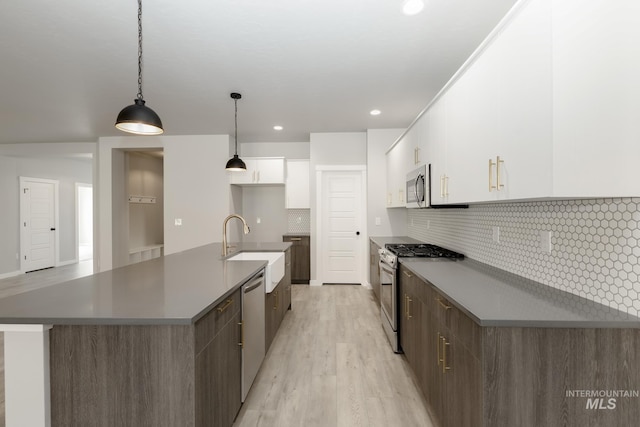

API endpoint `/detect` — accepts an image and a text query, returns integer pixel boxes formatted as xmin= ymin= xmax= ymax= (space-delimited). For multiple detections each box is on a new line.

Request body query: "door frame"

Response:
xmin=19 ymin=176 xmax=60 ymax=273
xmin=314 ymin=165 xmax=367 ymax=286
xmin=75 ymin=182 xmax=93 ymax=262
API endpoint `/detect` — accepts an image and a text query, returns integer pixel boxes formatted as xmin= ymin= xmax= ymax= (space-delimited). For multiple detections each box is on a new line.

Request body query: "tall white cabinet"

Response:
xmin=285 ymin=159 xmax=310 ymax=209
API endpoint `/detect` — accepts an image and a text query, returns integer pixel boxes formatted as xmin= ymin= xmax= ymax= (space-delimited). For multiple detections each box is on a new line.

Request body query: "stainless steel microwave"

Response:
xmin=406 ymin=165 xmax=427 ymax=208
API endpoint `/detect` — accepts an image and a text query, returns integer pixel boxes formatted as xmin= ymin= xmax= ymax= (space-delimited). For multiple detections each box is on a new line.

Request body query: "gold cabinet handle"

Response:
xmin=407 ymin=296 xmax=412 ymax=319
xmin=496 ymin=156 xmax=504 ymax=191
xmin=442 ymin=336 xmax=451 ymax=373
xmin=436 ymin=297 xmax=451 ymax=310
xmin=238 ymin=321 xmax=244 ymax=348
xmin=289 ymin=237 xmax=302 ymax=241
xmin=444 ymin=175 xmax=449 ymax=196
xmin=403 ymin=271 xmax=412 ymax=278
xmin=404 ymin=294 xmax=409 ymax=319
xmin=273 ymin=291 xmax=279 ymax=310
xmin=216 ymin=298 xmax=233 ymax=313
xmin=489 ymin=158 xmax=496 ymax=192
xmin=440 ymin=175 xmax=445 ymax=198
xmin=437 ymin=332 xmax=442 ymax=367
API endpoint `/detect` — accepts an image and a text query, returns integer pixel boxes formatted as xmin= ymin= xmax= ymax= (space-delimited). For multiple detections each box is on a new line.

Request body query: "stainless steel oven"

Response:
xmin=379 ymin=243 xmax=464 ymax=354
xmin=379 ymin=249 xmax=400 ymax=352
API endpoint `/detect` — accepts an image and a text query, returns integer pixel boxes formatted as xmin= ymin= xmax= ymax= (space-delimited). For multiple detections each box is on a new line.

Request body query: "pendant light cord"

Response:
xmin=234 ymin=97 xmax=239 ymax=154
xmin=137 ymin=0 xmax=144 ymax=101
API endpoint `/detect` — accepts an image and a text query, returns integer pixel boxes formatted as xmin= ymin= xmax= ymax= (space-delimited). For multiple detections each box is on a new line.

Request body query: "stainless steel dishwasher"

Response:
xmin=241 ymin=269 xmax=266 ymax=401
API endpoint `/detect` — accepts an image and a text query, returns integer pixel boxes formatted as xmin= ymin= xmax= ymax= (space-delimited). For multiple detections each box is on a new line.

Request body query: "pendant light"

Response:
xmin=115 ymin=0 xmax=164 ymax=135
xmin=226 ymin=93 xmax=247 ymax=171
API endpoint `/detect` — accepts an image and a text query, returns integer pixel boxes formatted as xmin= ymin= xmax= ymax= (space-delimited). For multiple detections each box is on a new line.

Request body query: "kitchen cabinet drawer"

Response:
xmin=195 ymin=289 xmax=241 ymax=354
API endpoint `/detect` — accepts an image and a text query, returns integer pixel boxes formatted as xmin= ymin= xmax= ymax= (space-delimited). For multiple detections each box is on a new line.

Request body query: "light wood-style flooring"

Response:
xmin=234 ymin=285 xmax=435 ymax=427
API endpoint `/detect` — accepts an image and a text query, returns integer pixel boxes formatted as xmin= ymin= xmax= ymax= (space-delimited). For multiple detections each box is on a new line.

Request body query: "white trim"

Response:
xmin=75 ymin=182 xmax=93 ymax=263
xmin=0 ymin=270 xmax=21 ymax=280
xmin=19 ymin=177 xmax=60 ymax=273
xmin=315 ymin=165 xmax=368 ymax=285
xmin=57 ymin=259 xmax=78 ymax=267
xmin=3 ymin=324 xmax=53 ymax=427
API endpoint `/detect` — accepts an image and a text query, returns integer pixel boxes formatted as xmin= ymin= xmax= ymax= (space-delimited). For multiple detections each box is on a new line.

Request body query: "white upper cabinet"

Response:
xmin=285 ymin=159 xmax=310 ymax=209
xmin=385 ymin=138 xmax=406 ymax=207
xmin=551 ymin=0 xmax=640 ymax=198
xmin=229 ymin=157 xmax=285 ymax=185
xmin=440 ymin=0 xmax=553 ymax=204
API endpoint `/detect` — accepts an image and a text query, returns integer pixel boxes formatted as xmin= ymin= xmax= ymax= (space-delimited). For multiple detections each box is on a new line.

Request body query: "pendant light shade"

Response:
xmin=115 ymin=0 xmax=164 ymax=135
xmin=226 ymin=92 xmax=247 ymax=171
xmin=116 ymin=99 xmax=163 ymax=135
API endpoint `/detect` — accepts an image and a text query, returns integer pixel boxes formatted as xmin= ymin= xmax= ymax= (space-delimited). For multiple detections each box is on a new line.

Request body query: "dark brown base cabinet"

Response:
xmin=398 ymin=263 xmax=640 ymax=427
xmin=369 ymin=240 xmax=381 ymax=302
xmin=50 ymin=289 xmax=243 ymax=427
xmin=265 ymin=248 xmax=292 ymax=352
xmin=283 ymin=235 xmax=310 ymax=284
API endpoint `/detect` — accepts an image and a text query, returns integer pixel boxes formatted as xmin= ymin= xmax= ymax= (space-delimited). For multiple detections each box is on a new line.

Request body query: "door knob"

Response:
xmin=356 ymin=231 xmax=360 ymax=235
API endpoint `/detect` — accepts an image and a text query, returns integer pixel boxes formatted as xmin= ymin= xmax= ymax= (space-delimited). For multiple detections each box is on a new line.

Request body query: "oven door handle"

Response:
xmin=379 ymin=260 xmax=395 ymax=276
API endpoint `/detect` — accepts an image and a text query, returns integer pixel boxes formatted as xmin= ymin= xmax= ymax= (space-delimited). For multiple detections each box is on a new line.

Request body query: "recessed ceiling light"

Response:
xmin=273 ymin=125 xmax=283 ymax=131
xmin=402 ymin=0 xmax=425 ymax=16
xmin=370 ymin=109 xmax=382 ymax=116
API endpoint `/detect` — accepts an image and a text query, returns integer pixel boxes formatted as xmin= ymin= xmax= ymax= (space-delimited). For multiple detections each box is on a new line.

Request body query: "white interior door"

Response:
xmin=320 ymin=170 xmax=364 ymax=284
xmin=20 ymin=177 xmax=58 ymax=272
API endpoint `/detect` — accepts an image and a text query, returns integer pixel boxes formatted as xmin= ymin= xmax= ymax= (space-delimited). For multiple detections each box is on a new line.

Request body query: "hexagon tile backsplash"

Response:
xmin=407 ymin=198 xmax=640 ymax=316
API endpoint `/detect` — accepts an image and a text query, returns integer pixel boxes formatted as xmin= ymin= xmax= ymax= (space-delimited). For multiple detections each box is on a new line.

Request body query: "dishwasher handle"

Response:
xmin=243 ymin=271 xmax=265 ymax=293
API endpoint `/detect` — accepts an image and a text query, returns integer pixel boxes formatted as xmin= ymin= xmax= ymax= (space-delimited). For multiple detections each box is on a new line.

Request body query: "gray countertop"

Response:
xmin=0 ymin=242 xmax=291 ymax=326
xmin=401 ymin=258 xmax=640 ymax=328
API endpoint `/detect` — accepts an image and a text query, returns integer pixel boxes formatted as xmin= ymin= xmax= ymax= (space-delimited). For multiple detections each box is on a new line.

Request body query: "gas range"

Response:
xmin=385 ymin=243 xmax=465 ymax=259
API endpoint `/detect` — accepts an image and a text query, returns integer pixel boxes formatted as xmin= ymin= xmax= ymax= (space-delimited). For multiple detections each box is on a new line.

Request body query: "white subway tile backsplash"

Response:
xmin=407 ymin=198 xmax=640 ymax=316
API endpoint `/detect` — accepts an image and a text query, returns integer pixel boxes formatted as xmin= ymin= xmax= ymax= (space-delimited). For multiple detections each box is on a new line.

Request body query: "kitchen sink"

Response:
xmin=227 ymin=252 xmax=285 ymax=293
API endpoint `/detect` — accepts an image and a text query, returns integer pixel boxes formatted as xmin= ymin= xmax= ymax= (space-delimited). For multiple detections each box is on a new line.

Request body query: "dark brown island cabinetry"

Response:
xmin=283 ymin=235 xmax=310 ymax=284
xmin=265 ymin=248 xmax=292 ymax=352
xmin=369 ymin=240 xmax=381 ymax=302
xmin=398 ymin=263 xmax=640 ymax=427
xmin=50 ymin=289 xmax=243 ymax=427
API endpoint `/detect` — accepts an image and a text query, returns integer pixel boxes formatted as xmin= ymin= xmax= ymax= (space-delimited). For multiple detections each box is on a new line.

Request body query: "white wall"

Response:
xmin=309 ymin=132 xmax=367 ymax=283
xmin=240 ymin=142 xmax=310 ymax=159
xmin=241 ymin=186 xmax=287 ymax=243
xmin=366 ymin=129 xmax=407 ymax=239
xmin=0 ymin=143 xmax=95 ymax=276
xmin=98 ymin=135 xmax=231 ymax=270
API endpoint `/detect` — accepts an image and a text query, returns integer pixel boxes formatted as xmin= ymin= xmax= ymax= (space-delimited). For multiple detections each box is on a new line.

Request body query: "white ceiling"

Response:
xmin=0 ymin=0 xmax=517 ymax=145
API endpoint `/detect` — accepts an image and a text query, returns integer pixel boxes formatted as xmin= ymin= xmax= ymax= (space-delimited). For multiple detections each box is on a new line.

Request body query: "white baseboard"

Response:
xmin=57 ymin=259 xmax=78 ymax=267
xmin=362 ymin=282 xmax=372 ymax=290
xmin=309 ymin=280 xmax=323 ymax=286
xmin=0 ymin=270 xmax=21 ymax=280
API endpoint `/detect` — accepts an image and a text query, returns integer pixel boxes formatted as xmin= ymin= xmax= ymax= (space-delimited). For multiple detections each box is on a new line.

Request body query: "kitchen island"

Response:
xmin=0 ymin=242 xmax=290 ymax=427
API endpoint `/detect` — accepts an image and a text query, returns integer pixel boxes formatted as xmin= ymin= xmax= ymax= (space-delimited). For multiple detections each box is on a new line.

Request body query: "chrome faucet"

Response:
xmin=222 ymin=214 xmax=250 ymax=256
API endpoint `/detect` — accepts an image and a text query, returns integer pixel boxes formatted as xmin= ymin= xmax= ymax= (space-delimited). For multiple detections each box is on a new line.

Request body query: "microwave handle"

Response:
xmin=415 ymin=174 xmax=424 ymax=207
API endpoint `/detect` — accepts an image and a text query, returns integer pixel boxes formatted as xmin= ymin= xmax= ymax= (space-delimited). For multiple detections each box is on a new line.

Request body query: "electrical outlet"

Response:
xmin=427 ymin=220 xmax=431 ymax=230
xmin=492 ymin=226 xmax=500 ymax=243
xmin=375 ymin=217 xmax=381 ymax=226
xmin=174 ymin=218 xmax=182 ymax=226
xmin=540 ymin=230 xmax=552 ymax=253
xmin=411 ymin=218 xmax=414 ymax=226
xmin=256 ymin=217 xmax=261 ymax=224
xmin=297 ymin=217 xmax=302 ymax=224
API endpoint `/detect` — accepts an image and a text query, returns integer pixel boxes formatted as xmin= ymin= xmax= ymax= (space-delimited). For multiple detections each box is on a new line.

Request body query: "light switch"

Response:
xmin=174 ymin=218 xmax=182 ymax=226
xmin=375 ymin=217 xmax=381 ymax=226
xmin=256 ymin=217 xmax=261 ymax=224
